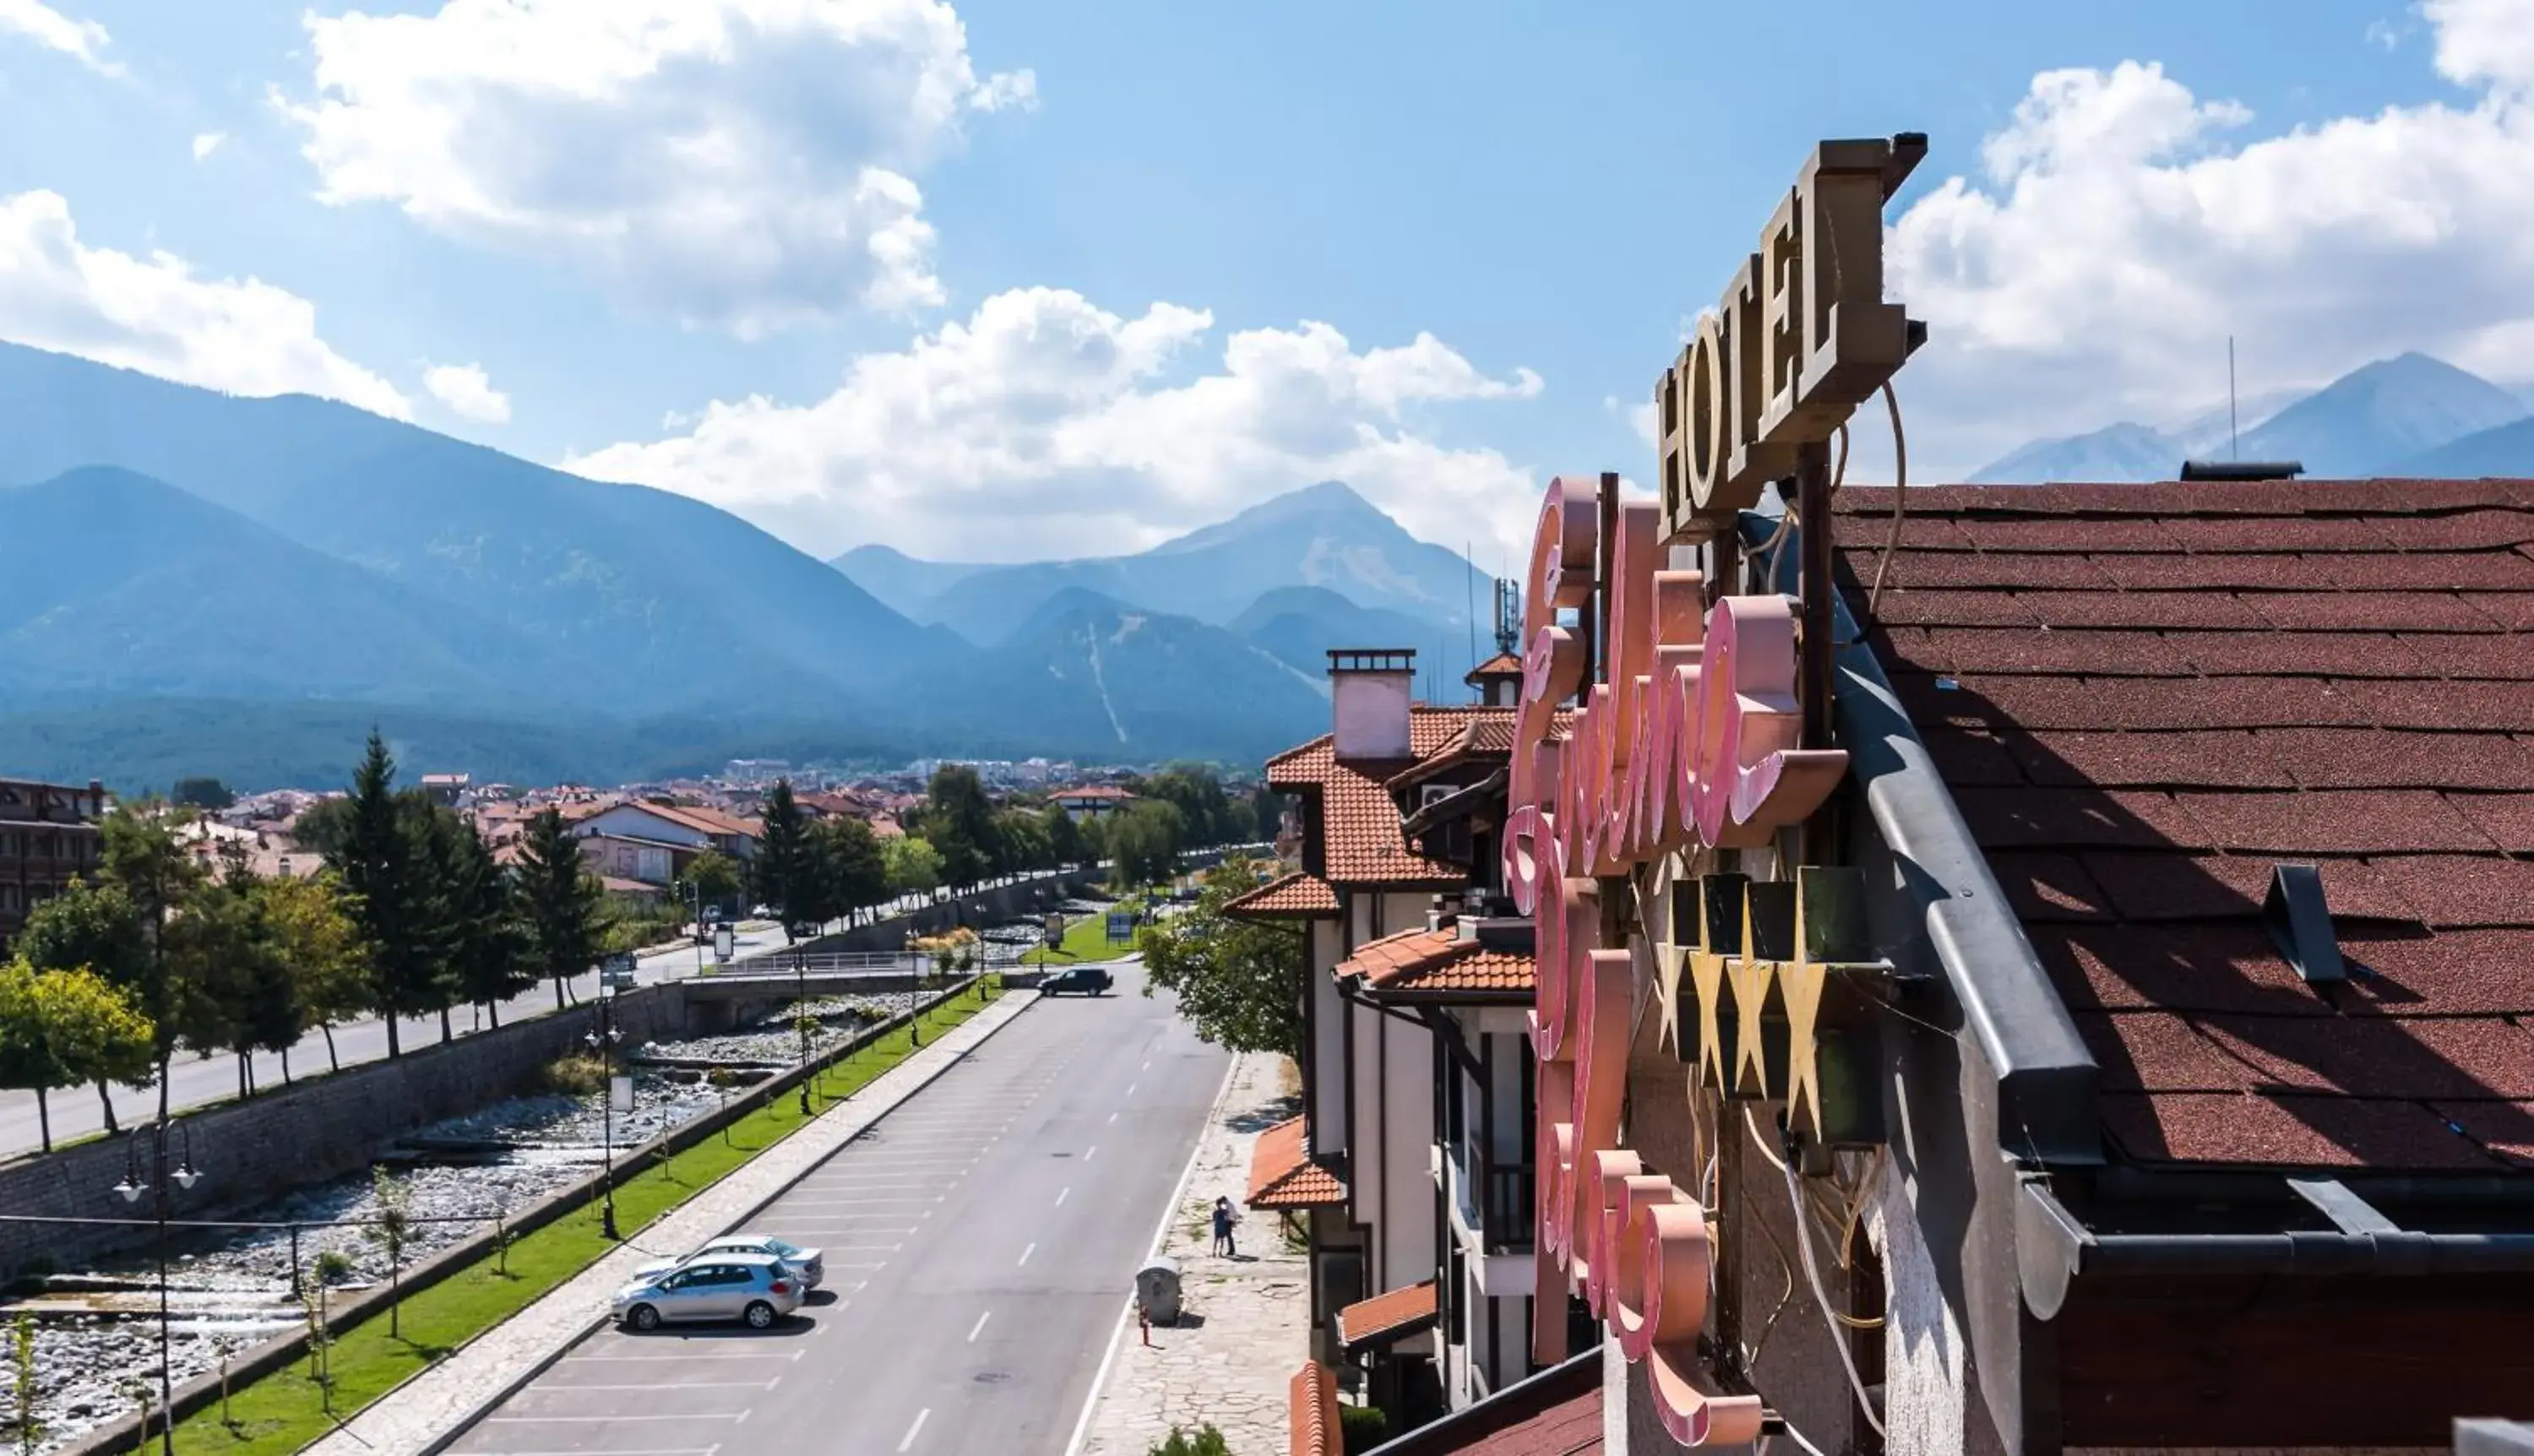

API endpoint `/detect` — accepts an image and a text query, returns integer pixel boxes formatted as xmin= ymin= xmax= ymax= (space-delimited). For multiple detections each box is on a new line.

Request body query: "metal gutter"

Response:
xmin=2017 ymin=1179 xmax=2534 ymax=1317
xmin=1746 ymin=513 xmax=2102 ymax=1165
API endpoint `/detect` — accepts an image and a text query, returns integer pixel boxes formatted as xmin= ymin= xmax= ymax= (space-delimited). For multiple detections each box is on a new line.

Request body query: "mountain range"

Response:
xmin=1970 ymin=353 xmax=2534 ymax=483
xmin=0 ymin=341 xmax=1500 ymax=787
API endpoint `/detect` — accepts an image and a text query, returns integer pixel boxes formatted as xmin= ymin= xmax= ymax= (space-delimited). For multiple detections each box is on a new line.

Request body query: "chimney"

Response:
xmin=1328 ymin=649 xmax=1416 ymax=761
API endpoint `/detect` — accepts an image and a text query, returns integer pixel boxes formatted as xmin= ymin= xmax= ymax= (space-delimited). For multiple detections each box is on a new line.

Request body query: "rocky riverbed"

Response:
xmin=1 ymin=996 xmax=900 ymax=1453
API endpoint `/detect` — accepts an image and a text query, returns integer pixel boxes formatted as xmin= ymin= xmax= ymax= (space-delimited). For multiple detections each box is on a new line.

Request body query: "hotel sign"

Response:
xmin=1510 ymin=135 xmax=1922 ymax=1446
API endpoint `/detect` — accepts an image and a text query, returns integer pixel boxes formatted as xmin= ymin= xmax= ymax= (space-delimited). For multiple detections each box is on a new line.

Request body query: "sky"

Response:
xmin=3 ymin=0 xmax=2531 ymax=570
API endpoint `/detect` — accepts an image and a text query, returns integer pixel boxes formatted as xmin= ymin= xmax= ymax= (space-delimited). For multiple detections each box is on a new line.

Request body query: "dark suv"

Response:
xmin=1041 ymin=965 xmax=1113 ymax=997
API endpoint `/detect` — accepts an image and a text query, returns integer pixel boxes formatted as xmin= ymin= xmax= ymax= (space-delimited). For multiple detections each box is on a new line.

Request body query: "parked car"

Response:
xmin=1041 ymin=965 xmax=1112 ymax=997
xmin=612 ymin=1252 xmax=805 ymax=1331
xmin=636 ymin=1235 xmax=825 ymax=1289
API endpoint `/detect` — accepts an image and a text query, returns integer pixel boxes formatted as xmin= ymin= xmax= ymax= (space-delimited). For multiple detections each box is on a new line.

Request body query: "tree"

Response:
xmin=100 ymin=804 xmax=204 ymax=1121
xmin=287 ymin=796 xmax=356 ymax=860
xmin=884 ymin=835 xmax=943 ymax=899
xmin=816 ymin=817 xmax=889 ymax=926
xmin=1145 ymin=766 xmax=1234 ymax=846
xmin=169 ymin=778 xmax=234 ymax=812
xmin=992 ymin=807 xmax=1052 ymax=876
xmin=1042 ymin=804 xmax=1085 ymax=867
xmin=1137 ymin=854 xmax=1301 ymax=1057
xmin=756 ymin=780 xmax=818 ymax=940
xmin=166 ymin=867 xmax=289 ymax=1098
xmin=678 ymin=850 xmax=742 ymax=913
xmin=922 ymin=765 xmax=997 ymax=889
xmin=366 ymin=1169 xmax=416 ymax=1339
xmin=518 ymin=807 xmax=603 ymax=1008
xmin=1107 ymin=801 xmax=1187 ymax=890
xmin=258 ymin=874 xmax=368 ymax=1073
xmin=433 ymin=814 xmax=536 ymax=1029
xmin=329 ymin=734 xmax=441 ymax=1057
xmin=13 ymin=879 xmax=150 ymax=1131
xmin=0 ymin=960 xmax=154 ymax=1153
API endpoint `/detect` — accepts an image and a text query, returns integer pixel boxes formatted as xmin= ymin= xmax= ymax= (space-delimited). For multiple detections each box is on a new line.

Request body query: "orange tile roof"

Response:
xmin=1248 ymin=1116 xmax=1348 ymax=1209
xmin=1340 ymin=926 xmax=1536 ymax=997
xmin=1267 ymin=708 xmax=1502 ymax=886
xmin=1336 ymin=1279 xmax=1438 ymax=1352
xmin=1224 ymin=872 xmax=1340 ymax=920
xmin=1290 ymin=1361 xmax=1342 ymax=1456
xmin=1466 ymin=650 xmax=1525 ymax=682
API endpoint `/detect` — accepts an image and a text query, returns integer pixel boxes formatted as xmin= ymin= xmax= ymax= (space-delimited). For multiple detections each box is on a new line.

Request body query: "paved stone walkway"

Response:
xmin=302 ymin=989 xmax=1041 ymax=1456
xmin=1078 ymin=1051 xmax=1310 ymax=1456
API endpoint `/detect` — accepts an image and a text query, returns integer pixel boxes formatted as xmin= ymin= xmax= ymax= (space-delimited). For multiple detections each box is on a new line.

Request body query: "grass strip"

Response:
xmin=165 ymin=982 xmax=1003 ymax=1456
xmin=1021 ymin=909 xmax=1140 ymax=964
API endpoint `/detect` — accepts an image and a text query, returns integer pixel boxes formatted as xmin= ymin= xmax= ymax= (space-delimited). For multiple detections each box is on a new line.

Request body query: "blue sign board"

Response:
xmin=1107 ymin=912 xmax=1134 ymax=943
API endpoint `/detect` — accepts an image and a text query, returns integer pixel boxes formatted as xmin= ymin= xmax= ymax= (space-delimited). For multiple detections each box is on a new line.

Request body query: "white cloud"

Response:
xmin=564 ymin=286 xmax=1542 ymax=562
xmin=1884 ymin=0 xmax=2534 ymax=477
xmin=0 ymin=189 xmax=410 ymax=418
xmin=422 ymin=361 xmax=511 ymax=423
xmin=279 ymin=0 xmax=1033 ymax=335
xmin=0 ymin=0 xmax=117 ymax=74
xmin=191 ymin=132 xmax=226 ymax=161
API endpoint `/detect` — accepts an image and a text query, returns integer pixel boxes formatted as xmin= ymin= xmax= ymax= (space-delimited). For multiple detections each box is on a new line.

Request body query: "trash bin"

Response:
xmin=1136 ymin=1258 xmax=1183 ymax=1324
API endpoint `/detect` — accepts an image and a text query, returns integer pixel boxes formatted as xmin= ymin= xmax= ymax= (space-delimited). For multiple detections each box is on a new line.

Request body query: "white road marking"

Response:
xmin=563 ymin=1352 xmax=788 ymax=1363
xmin=487 ymin=1415 xmax=745 ymax=1425
xmin=1017 ymin=1242 xmax=1036 ymax=1267
xmin=898 ymin=1408 xmax=931 ymax=1452
xmin=1125 ymin=1082 xmax=1138 ymax=1097
xmin=449 ymin=1449 xmax=716 ymax=1455
xmin=1054 ymin=1187 xmax=1069 ymax=1208
xmin=1085 ymin=1145 xmax=1097 ymax=1161
xmin=540 ymin=1382 xmax=776 ymax=1392
xmin=1107 ymin=1112 xmax=1117 ymax=1124
xmin=968 ymin=1310 xmax=992 ymax=1342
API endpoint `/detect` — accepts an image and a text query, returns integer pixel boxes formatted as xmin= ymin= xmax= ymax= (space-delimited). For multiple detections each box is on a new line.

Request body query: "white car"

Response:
xmin=636 ymin=1234 xmax=825 ymax=1289
xmin=612 ymin=1252 xmax=804 ymax=1331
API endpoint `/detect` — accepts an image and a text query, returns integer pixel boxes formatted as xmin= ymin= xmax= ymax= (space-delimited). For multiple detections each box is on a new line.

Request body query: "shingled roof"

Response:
xmin=1266 ymin=708 xmax=1505 ymax=887
xmin=1339 ymin=926 xmax=1536 ymax=999
xmin=1248 ymin=1116 xmax=1348 ymax=1209
xmin=1223 ymin=871 xmax=1340 ymax=920
xmin=1834 ymin=479 xmax=2534 ymax=1173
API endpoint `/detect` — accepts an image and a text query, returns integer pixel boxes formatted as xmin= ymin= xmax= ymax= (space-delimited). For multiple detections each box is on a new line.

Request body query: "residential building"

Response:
xmin=0 ymin=778 xmax=106 ymax=950
xmin=419 ymin=772 xmax=471 ymax=807
xmin=571 ymin=801 xmax=760 ymax=868
xmin=1230 ymin=649 xmax=1547 ymax=1432
xmin=1052 ymin=784 xmax=1140 ymax=818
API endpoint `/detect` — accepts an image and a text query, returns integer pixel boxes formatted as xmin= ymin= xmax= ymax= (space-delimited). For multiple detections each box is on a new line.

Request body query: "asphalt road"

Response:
xmin=449 ymin=962 xmax=1227 ymax=1456
xmin=0 ymin=924 xmax=793 ymax=1159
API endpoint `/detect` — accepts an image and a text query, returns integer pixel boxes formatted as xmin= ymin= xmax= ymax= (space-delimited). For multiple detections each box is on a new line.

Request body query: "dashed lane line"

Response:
xmin=968 ymin=1310 xmax=992 ymax=1343
xmin=898 ymin=1408 xmax=932 ymax=1452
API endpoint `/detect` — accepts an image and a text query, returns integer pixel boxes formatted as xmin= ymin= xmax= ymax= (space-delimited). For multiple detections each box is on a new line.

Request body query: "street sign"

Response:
xmin=1044 ymin=913 xmax=1064 ymax=947
xmin=713 ymin=926 xmax=737 ymax=963
xmin=608 ymin=1074 xmax=634 ymax=1113
xmin=1106 ymin=911 xmax=1134 ymax=943
xmin=600 ymin=953 xmax=637 ymax=991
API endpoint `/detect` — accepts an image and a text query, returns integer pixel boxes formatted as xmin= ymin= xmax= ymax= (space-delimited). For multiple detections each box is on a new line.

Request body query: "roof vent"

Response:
xmin=2263 ymin=863 xmax=2346 ymax=984
xmin=2180 ymin=459 xmax=2304 ymax=481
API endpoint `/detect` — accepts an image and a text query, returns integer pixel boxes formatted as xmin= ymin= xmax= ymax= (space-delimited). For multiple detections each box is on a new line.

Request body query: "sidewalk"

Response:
xmin=1077 ymin=1051 xmax=1312 ymax=1456
xmin=301 ymin=988 xmax=1041 ymax=1456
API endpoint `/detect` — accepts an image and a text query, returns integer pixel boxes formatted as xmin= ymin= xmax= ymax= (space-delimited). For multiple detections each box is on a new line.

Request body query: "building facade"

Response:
xmin=0 ymin=778 xmax=106 ymax=951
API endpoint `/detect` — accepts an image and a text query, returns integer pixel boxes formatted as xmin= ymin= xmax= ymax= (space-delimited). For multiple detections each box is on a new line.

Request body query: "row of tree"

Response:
xmin=0 ymin=733 xmax=614 ymax=1151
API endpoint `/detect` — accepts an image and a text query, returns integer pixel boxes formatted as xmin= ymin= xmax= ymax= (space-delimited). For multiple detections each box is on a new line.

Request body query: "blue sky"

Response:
xmin=1 ymin=0 xmax=2523 ymax=566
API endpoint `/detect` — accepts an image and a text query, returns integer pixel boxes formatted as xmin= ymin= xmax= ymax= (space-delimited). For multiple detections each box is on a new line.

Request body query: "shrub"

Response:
xmin=312 ymin=1250 xmax=355 ymax=1285
xmin=1147 ymin=1427 xmax=1231 ymax=1456
xmin=1340 ymin=1404 xmax=1389 ymax=1453
xmin=541 ymin=1052 xmax=610 ymax=1096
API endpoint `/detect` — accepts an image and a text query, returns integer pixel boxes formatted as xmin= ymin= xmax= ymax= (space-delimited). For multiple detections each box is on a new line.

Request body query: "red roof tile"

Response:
xmin=1841 ymin=479 xmax=2534 ymax=1172
xmin=1291 ymin=1361 xmax=1342 ymax=1456
xmin=1248 ymin=1116 xmax=1347 ymax=1209
xmin=1339 ymin=926 xmax=1536 ymax=997
xmin=1336 ymin=1279 xmax=1438 ymax=1352
xmin=1224 ymin=872 xmax=1340 ymax=920
xmin=1267 ymin=708 xmax=1499 ymax=887
xmin=1455 ymin=1389 xmax=1606 ymax=1456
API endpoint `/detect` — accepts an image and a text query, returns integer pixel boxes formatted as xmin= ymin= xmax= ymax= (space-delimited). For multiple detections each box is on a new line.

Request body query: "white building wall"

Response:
xmin=1379 ymin=1007 xmax=1437 ymax=1295
xmin=1311 ymin=921 xmax=1347 ymax=1158
xmin=578 ymin=805 xmax=709 ymax=850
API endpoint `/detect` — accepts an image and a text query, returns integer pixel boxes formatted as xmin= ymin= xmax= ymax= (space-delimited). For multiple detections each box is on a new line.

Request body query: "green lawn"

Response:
xmin=1020 ymin=907 xmax=1142 ymax=964
xmin=164 ymin=982 xmax=1002 ymax=1456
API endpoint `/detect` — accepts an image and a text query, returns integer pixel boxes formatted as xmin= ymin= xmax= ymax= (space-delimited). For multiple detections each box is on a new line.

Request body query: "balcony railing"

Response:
xmin=1482 ymin=1163 xmax=1536 ymax=1253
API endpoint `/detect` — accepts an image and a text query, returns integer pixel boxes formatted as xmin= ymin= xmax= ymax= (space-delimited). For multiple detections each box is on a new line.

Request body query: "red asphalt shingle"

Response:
xmin=1838 ymin=481 xmax=2534 ymax=1172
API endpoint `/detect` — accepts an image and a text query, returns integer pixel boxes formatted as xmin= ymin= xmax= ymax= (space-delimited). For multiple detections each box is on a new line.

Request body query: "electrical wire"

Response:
xmin=1865 ymin=379 xmax=1910 ymax=618
xmin=1776 ymin=1419 xmax=1834 ymax=1456
xmin=1777 ymin=1124 xmax=1887 ymax=1435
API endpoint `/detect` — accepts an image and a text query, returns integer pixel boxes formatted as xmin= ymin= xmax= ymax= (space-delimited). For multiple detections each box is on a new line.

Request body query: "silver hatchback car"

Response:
xmin=612 ymin=1252 xmax=806 ymax=1331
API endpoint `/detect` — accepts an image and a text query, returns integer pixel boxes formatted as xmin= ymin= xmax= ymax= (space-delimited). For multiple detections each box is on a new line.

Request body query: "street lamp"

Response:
xmin=794 ymin=956 xmax=813 ymax=1116
xmin=905 ymin=928 xmax=921 ymax=1047
xmin=585 ymin=997 xmax=623 ymax=1241
xmin=112 ymin=1116 xmax=198 ymax=1456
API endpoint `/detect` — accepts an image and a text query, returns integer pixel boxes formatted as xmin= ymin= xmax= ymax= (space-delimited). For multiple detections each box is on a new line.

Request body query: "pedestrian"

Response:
xmin=1211 ymin=1196 xmax=1240 ymax=1258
